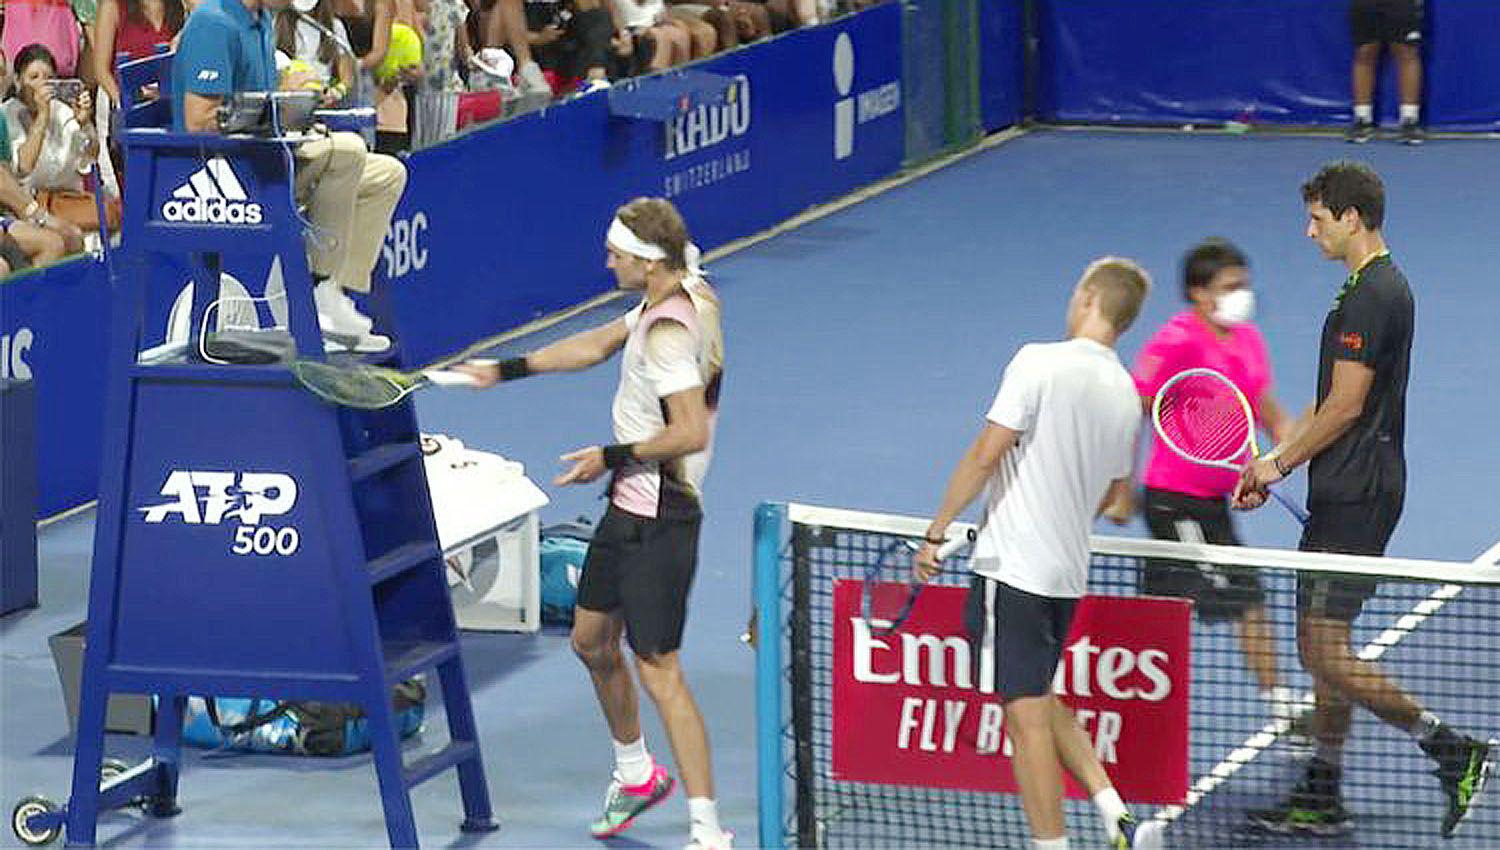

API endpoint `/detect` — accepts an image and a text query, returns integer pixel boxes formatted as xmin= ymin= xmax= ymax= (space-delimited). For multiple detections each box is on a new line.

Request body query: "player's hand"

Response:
xmin=1232 ymin=457 xmax=1281 ymax=510
xmin=912 ymin=541 xmax=942 ymax=584
xmin=450 ymin=361 xmax=501 ymax=388
xmin=555 ymin=445 xmax=606 ymax=485
xmin=1101 ymin=488 xmax=1134 ymax=525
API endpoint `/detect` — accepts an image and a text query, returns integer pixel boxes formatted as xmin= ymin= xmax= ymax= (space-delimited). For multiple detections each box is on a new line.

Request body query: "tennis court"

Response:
xmin=6 ymin=128 xmax=1499 ymax=848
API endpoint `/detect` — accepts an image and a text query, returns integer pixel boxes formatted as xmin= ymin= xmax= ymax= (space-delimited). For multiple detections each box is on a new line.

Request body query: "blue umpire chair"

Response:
xmin=9 ymin=49 xmax=496 ymax=849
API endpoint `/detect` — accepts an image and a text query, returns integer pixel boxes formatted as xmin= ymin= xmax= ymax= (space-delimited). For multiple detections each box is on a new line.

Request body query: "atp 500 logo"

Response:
xmin=138 ymin=470 xmax=301 ymax=557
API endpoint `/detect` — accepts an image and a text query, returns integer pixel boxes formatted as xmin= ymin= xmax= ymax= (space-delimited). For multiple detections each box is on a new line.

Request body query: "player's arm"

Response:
xmin=915 ymin=422 xmax=1019 ymax=579
xmin=555 ymin=320 xmax=706 ymax=485
xmin=627 ymin=385 xmax=708 ymax=461
xmin=1235 ymin=361 xmax=1371 ymax=505
xmin=456 ymin=317 xmax=630 ymax=386
xmin=523 ymin=317 xmax=630 ymax=372
xmin=1266 ymin=361 xmax=1371 ymax=469
xmin=1098 ymin=476 xmax=1132 ymax=523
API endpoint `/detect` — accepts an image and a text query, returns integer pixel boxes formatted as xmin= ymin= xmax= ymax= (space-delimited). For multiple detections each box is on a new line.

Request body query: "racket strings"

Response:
xmin=1158 ymin=377 xmax=1252 ymax=463
xmin=293 ymin=362 xmax=418 ymax=408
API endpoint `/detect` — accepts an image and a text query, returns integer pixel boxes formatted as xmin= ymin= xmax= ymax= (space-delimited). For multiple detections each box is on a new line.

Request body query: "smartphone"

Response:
xmin=51 ymin=78 xmax=84 ymax=102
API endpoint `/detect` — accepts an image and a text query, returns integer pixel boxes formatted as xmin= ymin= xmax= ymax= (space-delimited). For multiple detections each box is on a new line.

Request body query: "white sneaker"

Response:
xmin=314 ymin=280 xmax=389 ymax=353
xmin=321 ymin=330 xmax=391 ymax=354
xmin=684 ymin=829 xmax=733 ymax=850
xmin=517 ymin=61 xmax=552 ymax=98
xmin=314 ymin=280 xmax=375 ymax=334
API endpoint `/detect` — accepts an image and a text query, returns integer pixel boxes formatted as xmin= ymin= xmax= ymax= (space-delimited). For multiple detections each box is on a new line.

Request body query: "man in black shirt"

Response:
xmin=1235 ymin=161 xmax=1493 ymax=838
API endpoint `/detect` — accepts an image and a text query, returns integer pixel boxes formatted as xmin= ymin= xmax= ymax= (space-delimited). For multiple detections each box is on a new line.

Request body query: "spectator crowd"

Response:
xmin=0 ymin=0 xmax=850 ymax=275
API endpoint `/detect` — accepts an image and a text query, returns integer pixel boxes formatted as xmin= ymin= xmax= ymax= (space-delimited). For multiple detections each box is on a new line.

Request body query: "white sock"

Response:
xmin=1354 ymin=104 xmax=1374 ymax=122
xmin=1410 ymin=710 xmax=1442 ymax=740
xmin=1033 ymin=838 xmax=1068 ymax=850
xmin=1093 ymin=787 xmax=1127 ymax=839
xmin=1399 ymin=103 xmax=1420 ymax=124
xmin=688 ymin=797 xmax=723 ymax=844
xmin=612 ymin=737 xmax=653 ymax=787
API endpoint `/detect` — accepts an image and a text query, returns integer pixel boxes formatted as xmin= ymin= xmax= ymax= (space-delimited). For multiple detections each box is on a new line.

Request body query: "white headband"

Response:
xmin=607 ymin=217 xmax=667 ymax=261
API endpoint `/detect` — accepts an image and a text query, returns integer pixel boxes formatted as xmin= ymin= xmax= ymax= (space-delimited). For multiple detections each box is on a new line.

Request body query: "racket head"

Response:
xmin=1152 ymin=368 xmax=1256 ymax=467
xmin=860 ymin=539 xmax=924 ymax=636
xmin=291 ymin=360 xmax=424 ymax=409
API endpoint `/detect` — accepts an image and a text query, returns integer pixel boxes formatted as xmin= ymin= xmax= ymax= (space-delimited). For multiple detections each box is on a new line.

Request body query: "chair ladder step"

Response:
xmin=367 ymin=541 xmax=443 ymax=585
xmin=348 ymin=443 xmax=420 ymax=482
xmin=383 ymin=640 xmax=459 ymax=684
xmin=403 ymin=740 xmax=478 ymax=789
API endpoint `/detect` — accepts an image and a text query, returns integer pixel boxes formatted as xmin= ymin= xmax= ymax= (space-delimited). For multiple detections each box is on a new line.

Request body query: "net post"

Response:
xmin=753 ymin=501 xmax=788 ymax=850
xmin=788 ymin=519 xmax=820 ymax=848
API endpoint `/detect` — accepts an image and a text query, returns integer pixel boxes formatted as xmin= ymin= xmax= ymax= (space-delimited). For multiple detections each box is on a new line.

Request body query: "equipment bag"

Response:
xmin=539 ymin=517 xmax=594 ymax=625
xmin=181 ymin=679 xmax=426 ymax=756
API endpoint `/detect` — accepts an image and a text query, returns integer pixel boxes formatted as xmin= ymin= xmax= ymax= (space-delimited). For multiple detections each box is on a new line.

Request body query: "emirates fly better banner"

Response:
xmin=831 ymin=581 xmax=1190 ymax=803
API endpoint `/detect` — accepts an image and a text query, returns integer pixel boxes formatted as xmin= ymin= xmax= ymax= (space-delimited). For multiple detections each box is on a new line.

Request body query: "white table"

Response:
xmin=423 ymin=435 xmax=549 ymax=632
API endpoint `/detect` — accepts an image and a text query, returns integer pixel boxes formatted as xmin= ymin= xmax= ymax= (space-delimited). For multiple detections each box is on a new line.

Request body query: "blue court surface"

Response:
xmin=5 ymin=128 xmax=1499 ymax=848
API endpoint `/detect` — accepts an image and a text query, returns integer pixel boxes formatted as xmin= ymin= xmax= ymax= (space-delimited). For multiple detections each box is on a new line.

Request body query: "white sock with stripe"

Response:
xmin=613 ymin=737 xmax=653 ymax=787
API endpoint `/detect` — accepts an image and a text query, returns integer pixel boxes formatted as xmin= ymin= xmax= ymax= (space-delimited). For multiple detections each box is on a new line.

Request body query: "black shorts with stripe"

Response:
xmin=1351 ymin=0 xmax=1424 ymax=46
xmin=964 ymin=575 xmax=1078 ymax=700
xmin=575 ymin=504 xmax=702 ymax=656
xmin=1297 ymin=494 xmax=1403 ymax=621
xmin=1141 ymin=487 xmax=1264 ymax=624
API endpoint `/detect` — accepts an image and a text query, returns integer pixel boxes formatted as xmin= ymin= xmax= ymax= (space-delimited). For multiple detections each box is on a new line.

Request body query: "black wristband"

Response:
xmin=925 ymin=534 xmax=946 ymax=545
xmin=1273 ymin=455 xmax=1292 ymax=477
xmin=601 ymin=443 xmax=636 ymax=470
xmin=498 ymin=356 xmax=532 ymax=381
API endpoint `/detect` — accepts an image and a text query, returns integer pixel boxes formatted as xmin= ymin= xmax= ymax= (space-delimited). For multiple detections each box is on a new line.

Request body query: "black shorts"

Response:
xmin=575 ymin=505 xmax=702 ymax=656
xmin=964 ymin=576 xmax=1077 ymax=700
xmin=1351 ymin=0 xmax=1424 ymax=46
xmin=1297 ymin=494 xmax=1403 ymax=621
xmin=1141 ymin=488 xmax=1263 ymax=624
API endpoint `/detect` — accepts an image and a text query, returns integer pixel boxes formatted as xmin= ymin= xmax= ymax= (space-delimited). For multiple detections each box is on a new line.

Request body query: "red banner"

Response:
xmin=831 ymin=580 xmax=1190 ymax=803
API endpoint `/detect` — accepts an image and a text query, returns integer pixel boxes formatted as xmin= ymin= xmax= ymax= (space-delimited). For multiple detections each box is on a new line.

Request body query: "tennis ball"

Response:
xmin=376 ymin=23 xmax=423 ymax=84
xmin=279 ymin=59 xmax=326 ymax=92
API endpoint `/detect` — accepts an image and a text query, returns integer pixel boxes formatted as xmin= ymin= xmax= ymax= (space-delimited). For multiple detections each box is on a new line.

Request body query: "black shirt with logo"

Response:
xmin=1308 ymin=254 xmax=1413 ymax=503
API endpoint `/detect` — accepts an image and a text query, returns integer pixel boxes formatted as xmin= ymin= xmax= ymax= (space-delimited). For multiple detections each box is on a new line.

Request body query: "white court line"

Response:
xmin=1477 ymin=539 xmax=1500 ymax=567
xmin=1150 ymin=556 xmax=1495 ymax=828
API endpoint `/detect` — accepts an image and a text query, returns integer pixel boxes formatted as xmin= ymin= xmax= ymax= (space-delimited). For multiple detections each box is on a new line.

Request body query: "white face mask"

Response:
xmin=1213 ymin=288 xmax=1255 ymax=326
xmin=291 ymin=0 xmax=317 ymax=14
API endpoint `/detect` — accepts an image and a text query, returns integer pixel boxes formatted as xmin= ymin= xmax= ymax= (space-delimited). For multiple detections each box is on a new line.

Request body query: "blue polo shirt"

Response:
xmin=171 ymin=0 xmax=275 ymax=131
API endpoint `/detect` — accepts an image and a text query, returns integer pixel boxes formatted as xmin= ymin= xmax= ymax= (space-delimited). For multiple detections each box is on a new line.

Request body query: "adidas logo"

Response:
xmin=160 ymin=157 xmax=264 ymax=224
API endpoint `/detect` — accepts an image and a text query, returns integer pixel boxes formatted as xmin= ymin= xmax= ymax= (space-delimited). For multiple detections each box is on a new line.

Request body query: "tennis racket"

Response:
xmin=1152 ymin=367 xmax=1308 ymax=523
xmin=861 ymin=528 xmax=977 ymax=636
xmin=291 ymin=360 xmax=479 ymax=409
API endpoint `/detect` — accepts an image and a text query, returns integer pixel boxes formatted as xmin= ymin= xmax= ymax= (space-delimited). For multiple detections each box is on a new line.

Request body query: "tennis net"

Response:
xmin=751 ymin=502 xmax=1500 ymax=849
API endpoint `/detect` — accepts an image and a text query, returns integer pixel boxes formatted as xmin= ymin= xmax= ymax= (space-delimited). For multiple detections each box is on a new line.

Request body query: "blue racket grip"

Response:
xmin=1270 ymin=488 xmax=1309 ymax=524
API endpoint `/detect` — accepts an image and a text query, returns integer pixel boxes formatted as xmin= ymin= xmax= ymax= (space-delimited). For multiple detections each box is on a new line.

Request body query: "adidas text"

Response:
xmin=161 ymin=196 xmax=264 ymax=224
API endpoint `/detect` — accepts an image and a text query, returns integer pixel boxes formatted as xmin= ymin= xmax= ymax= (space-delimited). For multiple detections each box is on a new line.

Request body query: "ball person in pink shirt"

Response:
xmin=1115 ymin=239 xmax=1297 ymax=729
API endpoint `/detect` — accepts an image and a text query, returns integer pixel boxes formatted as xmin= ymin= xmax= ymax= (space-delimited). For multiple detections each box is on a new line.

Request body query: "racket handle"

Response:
xmin=935 ymin=527 xmax=977 ymax=560
xmin=1270 ymin=488 xmax=1309 ymax=524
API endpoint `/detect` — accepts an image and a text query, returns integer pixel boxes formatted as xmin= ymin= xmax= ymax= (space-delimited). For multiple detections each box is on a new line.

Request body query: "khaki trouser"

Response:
xmin=294 ymin=131 xmax=407 ymax=293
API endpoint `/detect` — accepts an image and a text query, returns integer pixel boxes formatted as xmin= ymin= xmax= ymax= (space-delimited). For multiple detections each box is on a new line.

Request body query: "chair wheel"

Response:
xmin=11 ymin=795 xmax=62 ymax=846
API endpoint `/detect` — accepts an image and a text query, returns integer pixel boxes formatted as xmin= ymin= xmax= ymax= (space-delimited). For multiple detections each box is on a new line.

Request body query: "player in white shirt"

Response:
xmin=915 ymin=257 xmax=1160 ymax=850
xmin=456 ymin=197 xmax=729 ymax=850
